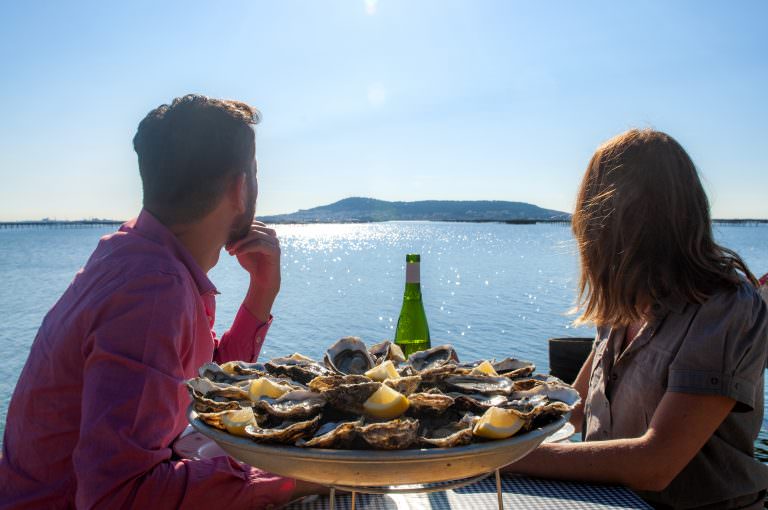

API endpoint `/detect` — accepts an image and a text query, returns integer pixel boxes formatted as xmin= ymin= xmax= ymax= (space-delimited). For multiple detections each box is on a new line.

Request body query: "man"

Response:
xmin=0 ymin=95 xmax=319 ymax=508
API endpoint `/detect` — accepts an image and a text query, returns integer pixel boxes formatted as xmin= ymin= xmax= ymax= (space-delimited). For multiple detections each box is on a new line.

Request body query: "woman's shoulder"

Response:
xmin=699 ymin=279 xmax=766 ymax=321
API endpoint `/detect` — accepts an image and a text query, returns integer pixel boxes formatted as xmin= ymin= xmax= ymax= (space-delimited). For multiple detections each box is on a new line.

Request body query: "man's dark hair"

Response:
xmin=133 ymin=94 xmax=260 ymax=225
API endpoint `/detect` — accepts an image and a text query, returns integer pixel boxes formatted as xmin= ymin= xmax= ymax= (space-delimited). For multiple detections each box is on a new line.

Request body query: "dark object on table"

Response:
xmin=548 ymin=337 xmax=593 ymax=384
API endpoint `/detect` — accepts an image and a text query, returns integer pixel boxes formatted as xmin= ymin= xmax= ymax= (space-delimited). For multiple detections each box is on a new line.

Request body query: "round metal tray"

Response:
xmin=188 ymin=407 xmax=567 ymax=487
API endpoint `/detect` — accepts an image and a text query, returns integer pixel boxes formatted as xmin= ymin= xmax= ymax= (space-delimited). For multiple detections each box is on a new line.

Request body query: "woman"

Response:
xmin=509 ymin=129 xmax=768 ymax=509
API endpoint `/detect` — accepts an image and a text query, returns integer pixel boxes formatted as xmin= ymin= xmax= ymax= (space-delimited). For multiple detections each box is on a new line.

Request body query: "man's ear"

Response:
xmin=229 ymin=172 xmax=247 ymax=214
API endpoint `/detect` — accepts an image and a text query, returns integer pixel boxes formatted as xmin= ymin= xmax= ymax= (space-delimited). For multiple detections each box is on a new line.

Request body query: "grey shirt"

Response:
xmin=584 ymin=281 xmax=768 ymax=509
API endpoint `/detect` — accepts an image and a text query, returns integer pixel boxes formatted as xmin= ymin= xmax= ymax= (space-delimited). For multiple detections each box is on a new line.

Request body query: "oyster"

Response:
xmin=369 ymin=340 xmax=406 ymax=365
xmin=442 ymin=375 xmax=515 ymax=395
xmin=265 ymin=356 xmax=332 ymax=385
xmin=308 ymin=374 xmax=370 ymax=392
xmin=197 ymin=408 xmax=254 ymax=431
xmin=406 ymin=392 xmax=455 ymax=415
xmin=254 ymin=390 xmax=327 ymax=420
xmin=407 ymin=344 xmax=459 ymax=372
xmin=357 ymin=418 xmax=419 ymax=450
xmin=298 ymin=419 xmax=362 ymax=448
xmin=509 ymin=380 xmax=580 ymax=407
xmin=383 ymin=375 xmax=422 ymax=396
xmin=417 ymin=364 xmax=460 ymax=389
xmin=318 ymin=380 xmax=381 ymax=415
xmin=493 ymin=358 xmax=536 ymax=379
xmin=324 ymin=337 xmax=376 ymax=375
xmin=186 ymin=377 xmax=250 ymax=402
xmin=244 ymin=415 xmax=321 ymax=444
xmin=455 ymin=360 xmax=484 ymax=370
xmin=500 ymin=381 xmax=580 ymax=430
xmin=449 ymin=392 xmax=509 ymax=413
xmin=199 ymin=361 xmax=266 ymax=384
xmin=420 ymin=413 xmax=479 ymax=448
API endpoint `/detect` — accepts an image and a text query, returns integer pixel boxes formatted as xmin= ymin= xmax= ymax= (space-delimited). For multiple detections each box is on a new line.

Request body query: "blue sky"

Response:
xmin=0 ymin=0 xmax=766 ymax=220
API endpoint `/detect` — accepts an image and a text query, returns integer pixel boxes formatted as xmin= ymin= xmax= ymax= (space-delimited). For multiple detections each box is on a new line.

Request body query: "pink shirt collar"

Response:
xmin=124 ymin=209 xmax=218 ymax=296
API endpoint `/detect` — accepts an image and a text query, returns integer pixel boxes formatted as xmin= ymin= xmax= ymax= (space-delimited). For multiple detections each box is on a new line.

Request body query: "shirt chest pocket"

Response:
xmin=619 ymin=345 xmax=674 ymax=425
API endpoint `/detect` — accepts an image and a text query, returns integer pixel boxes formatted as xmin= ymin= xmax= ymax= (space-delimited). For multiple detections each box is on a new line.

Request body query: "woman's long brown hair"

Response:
xmin=572 ymin=129 xmax=756 ymax=327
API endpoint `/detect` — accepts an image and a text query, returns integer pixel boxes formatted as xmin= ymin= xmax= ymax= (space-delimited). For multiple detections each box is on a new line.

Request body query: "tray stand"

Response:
xmin=323 ymin=468 xmax=506 ymax=510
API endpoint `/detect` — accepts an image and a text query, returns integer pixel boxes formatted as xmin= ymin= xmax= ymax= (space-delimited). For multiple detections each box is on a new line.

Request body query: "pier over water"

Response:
xmin=0 ymin=220 xmax=123 ymax=230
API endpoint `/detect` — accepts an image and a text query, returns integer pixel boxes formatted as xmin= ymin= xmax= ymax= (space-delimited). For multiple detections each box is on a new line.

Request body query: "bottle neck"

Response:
xmin=404 ymin=262 xmax=421 ymax=299
xmin=405 ymin=262 xmax=420 ymax=284
xmin=403 ymin=282 xmax=422 ymax=299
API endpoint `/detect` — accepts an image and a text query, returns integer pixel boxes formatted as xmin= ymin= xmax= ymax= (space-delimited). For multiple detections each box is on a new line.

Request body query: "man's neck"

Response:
xmin=168 ymin=219 xmax=226 ymax=273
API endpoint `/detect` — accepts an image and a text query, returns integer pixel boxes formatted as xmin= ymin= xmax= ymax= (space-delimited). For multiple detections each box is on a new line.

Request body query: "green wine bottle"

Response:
xmin=394 ymin=254 xmax=431 ymax=358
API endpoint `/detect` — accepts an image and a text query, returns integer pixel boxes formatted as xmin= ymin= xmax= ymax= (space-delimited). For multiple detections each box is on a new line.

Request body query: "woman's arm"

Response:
xmin=506 ymin=391 xmax=735 ymax=492
xmin=567 ymin=350 xmax=593 ymax=433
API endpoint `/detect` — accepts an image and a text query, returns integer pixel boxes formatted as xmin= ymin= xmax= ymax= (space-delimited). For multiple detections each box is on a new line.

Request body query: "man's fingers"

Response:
xmin=252 ymin=224 xmax=277 ymax=237
xmin=228 ymin=237 xmax=281 ymax=257
xmin=227 ymin=229 xmax=279 ymax=252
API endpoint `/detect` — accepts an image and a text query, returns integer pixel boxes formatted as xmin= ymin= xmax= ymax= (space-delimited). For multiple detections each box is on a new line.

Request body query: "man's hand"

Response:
xmin=225 ymin=221 xmax=281 ymax=322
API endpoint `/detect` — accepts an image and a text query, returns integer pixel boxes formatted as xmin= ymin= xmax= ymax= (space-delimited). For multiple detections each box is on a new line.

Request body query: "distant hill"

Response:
xmin=258 ymin=197 xmax=570 ymax=223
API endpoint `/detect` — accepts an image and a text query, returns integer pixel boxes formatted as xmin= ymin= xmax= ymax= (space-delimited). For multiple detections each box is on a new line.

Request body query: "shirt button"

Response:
xmin=734 ymin=382 xmax=740 ymax=389
xmin=611 ymin=373 xmax=618 ymax=381
xmin=710 ymin=377 xmax=719 ymax=385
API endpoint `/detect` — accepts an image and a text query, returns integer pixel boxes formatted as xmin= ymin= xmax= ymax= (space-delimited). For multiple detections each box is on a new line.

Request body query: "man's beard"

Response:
xmin=227 ymin=177 xmax=257 ymax=245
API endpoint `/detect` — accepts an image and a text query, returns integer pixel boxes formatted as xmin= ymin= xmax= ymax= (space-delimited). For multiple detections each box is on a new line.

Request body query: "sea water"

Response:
xmin=1 ymin=222 xmax=767 ymax=452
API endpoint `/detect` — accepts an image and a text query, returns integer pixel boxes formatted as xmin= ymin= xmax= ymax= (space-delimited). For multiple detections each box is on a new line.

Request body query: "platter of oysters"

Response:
xmin=186 ymin=338 xmax=579 ymax=486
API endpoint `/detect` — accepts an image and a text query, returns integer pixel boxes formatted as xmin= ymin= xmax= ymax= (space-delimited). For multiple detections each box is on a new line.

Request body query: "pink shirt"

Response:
xmin=0 ymin=210 xmax=296 ymax=509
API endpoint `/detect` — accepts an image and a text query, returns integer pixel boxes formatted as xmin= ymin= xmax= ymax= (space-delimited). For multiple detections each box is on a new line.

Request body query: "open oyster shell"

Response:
xmin=309 ymin=376 xmax=381 ymax=415
xmin=187 ymin=377 xmax=247 ymax=398
xmin=244 ymin=415 xmax=322 ymax=444
xmin=357 ymin=418 xmax=419 ymax=450
xmin=406 ymin=392 xmax=455 ymax=415
xmin=307 ymin=374 xmax=370 ymax=392
xmin=326 ymin=383 xmax=381 ymax=415
xmin=419 ymin=413 xmax=479 ymax=448
xmin=383 ymin=375 xmax=422 ymax=396
xmin=407 ymin=344 xmax=459 ymax=372
xmin=197 ymin=408 xmax=253 ymax=431
xmin=507 ymin=380 xmax=581 ymax=409
xmin=324 ymin=337 xmax=376 ymax=375
xmin=198 ymin=362 xmax=266 ymax=384
xmin=417 ymin=364 xmax=460 ymax=387
xmin=254 ymin=390 xmax=327 ymax=421
xmin=298 ymin=419 xmax=363 ymax=449
xmin=450 ymin=392 xmax=509 ymax=413
xmin=296 ymin=416 xmax=418 ymax=450
xmin=493 ymin=358 xmax=536 ymax=379
xmin=369 ymin=340 xmax=406 ymax=365
xmin=442 ymin=374 xmax=515 ymax=395
xmin=265 ymin=356 xmax=332 ymax=385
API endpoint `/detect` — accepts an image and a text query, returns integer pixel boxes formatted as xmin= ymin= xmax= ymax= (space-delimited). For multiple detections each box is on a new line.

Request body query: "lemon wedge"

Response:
xmin=249 ymin=378 xmax=291 ymax=400
xmin=221 ymin=408 xmax=256 ymax=437
xmin=473 ymin=407 xmax=524 ymax=439
xmin=364 ymin=360 xmax=399 ymax=382
xmin=469 ymin=360 xmax=499 ymax=377
xmin=363 ymin=384 xmax=410 ymax=419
